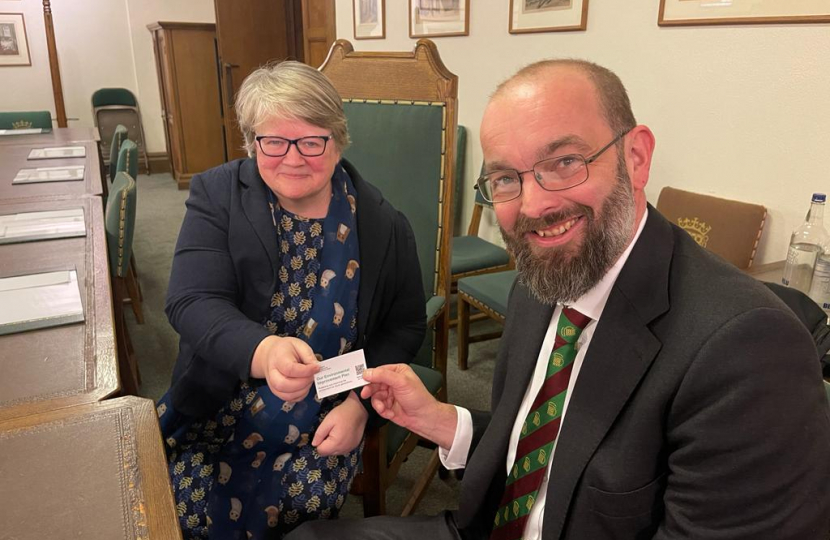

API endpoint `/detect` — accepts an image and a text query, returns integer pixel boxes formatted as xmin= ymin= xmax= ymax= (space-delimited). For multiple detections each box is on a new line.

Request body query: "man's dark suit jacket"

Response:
xmin=164 ymin=158 xmax=426 ymax=420
xmin=456 ymin=207 xmax=830 ymax=539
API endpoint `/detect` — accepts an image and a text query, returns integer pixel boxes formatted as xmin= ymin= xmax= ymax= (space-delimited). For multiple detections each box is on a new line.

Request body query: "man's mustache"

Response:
xmin=510 ymin=204 xmax=595 ymax=236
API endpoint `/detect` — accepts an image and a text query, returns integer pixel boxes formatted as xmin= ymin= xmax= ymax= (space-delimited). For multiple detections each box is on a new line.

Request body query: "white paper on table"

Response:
xmin=13 ymin=165 xmax=85 ymax=184
xmin=313 ymin=349 xmax=369 ymax=399
xmin=0 ymin=208 xmax=85 ymax=244
xmin=0 ymin=269 xmax=84 ymax=335
xmin=0 ymin=128 xmax=43 ymax=136
xmin=27 ymin=146 xmax=86 ymax=160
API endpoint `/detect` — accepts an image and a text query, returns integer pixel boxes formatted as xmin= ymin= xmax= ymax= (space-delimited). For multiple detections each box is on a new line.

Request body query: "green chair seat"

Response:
xmin=452 ymin=235 xmax=511 ymax=275
xmin=0 ymin=110 xmax=52 ymax=130
xmin=385 ymin=363 xmax=444 ymax=463
xmin=458 ymin=270 xmax=518 ymax=318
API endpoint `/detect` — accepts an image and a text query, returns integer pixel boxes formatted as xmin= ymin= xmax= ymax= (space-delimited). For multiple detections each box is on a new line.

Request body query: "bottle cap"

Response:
xmin=812 ymin=193 xmax=826 ymax=203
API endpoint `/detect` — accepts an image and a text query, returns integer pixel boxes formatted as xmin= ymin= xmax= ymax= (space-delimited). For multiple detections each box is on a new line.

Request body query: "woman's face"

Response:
xmin=255 ymin=117 xmax=341 ymax=218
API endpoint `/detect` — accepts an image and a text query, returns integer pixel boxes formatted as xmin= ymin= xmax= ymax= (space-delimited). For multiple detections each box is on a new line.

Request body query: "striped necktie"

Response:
xmin=490 ymin=307 xmax=591 ymax=540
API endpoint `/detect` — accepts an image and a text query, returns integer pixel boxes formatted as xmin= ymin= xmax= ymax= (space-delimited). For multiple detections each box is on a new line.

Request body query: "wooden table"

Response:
xmin=0 ymin=396 xmax=182 ymax=539
xmin=0 ymin=197 xmax=118 ymax=422
xmin=0 ymin=141 xmax=104 ymax=202
xmin=0 ymin=126 xmax=100 ymax=146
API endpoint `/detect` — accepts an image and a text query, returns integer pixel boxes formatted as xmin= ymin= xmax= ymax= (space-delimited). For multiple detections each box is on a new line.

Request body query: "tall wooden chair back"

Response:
xmin=320 ymin=38 xmax=458 ymax=517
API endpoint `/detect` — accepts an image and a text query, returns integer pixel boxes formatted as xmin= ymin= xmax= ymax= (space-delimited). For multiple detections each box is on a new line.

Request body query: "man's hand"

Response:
xmin=312 ymin=391 xmax=369 ymax=456
xmin=361 ymin=364 xmax=458 ymax=449
xmin=251 ymin=336 xmax=320 ymax=402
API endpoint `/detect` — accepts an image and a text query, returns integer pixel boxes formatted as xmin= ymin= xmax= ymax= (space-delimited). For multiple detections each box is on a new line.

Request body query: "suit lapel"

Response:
xmin=239 ymin=159 xmax=279 ymax=273
xmin=541 ymin=207 xmax=674 ymax=539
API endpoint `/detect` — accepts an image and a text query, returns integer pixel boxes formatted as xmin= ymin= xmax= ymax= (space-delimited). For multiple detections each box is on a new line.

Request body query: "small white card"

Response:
xmin=28 ymin=146 xmax=86 ymax=160
xmin=0 ymin=208 xmax=86 ymax=244
xmin=313 ymin=349 xmax=369 ymax=399
xmin=0 ymin=128 xmax=44 ymax=136
xmin=13 ymin=165 xmax=85 ymax=184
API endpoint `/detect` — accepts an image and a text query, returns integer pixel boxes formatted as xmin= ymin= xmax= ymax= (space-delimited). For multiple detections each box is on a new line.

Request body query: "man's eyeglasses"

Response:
xmin=475 ymin=129 xmax=631 ymax=204
xmin=255 ymin=135 xmax=333 ymax=157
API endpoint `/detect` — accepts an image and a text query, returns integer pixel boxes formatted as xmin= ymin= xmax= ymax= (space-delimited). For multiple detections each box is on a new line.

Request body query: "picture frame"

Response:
xmin=353 ymin=0 xmax=385 ymax=40
xmin=658 ymin=0 xmax=830 ymax=26
xmin=0 ymin=13 xmax=31 ymax=67
xmin=409 ymin=0 xmax=470 ymax=38
xmin=509 ymin=0 xmax=589 ymax=34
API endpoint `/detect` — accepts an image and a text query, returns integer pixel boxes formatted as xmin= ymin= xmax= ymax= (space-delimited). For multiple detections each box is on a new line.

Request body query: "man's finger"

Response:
xmin=362 ymin=365 xmax=411 ymax=388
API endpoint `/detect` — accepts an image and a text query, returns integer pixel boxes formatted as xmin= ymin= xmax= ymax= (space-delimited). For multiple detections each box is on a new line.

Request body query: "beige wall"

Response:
xmin=334 ymin=0 xmax=830 ymax=265
xmin=0 ymin=0 xmax=214 ymax=154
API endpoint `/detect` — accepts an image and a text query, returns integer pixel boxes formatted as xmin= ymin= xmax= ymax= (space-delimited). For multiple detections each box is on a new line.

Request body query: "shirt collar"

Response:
xmin=566 ymin=208 xmax=649 ymax=321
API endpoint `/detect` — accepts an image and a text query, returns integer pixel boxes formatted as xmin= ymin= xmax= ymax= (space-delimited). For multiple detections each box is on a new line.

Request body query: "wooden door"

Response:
xmin=302 ymin=0 xmax=336 ymax=68
xmin=215 ymin=0 xmax=296 ymax=160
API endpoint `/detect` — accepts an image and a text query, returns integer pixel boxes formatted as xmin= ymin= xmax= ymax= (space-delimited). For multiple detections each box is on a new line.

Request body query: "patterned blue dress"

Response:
xmin=157 ymin=166 xmax=362 ymax=539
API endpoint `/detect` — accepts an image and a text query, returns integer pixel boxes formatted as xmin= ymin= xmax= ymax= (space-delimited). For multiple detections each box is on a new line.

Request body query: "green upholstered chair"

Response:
xmin=113 ymin=139 xmax=144 ymax=324
xmin=116 ymin=139 xmax=139 ymax=183
xmin=109 ymin=124 xmax=128 ymax=181
xmin=92 ymin=88 xmax=149 ymax=173
xmin=0 ymin=110 xmax=52 ymax=130
xmin=321 ymin=38 xmax=458 ymax=517
xmin=105 ymin=171 xmax=140 ymax=395
xmin=457 ymin=270 xmax=518 ymax=370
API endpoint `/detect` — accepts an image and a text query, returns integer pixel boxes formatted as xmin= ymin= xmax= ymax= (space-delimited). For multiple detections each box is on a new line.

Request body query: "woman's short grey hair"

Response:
xmin=235 ymin=61 xmax=350 ymax=157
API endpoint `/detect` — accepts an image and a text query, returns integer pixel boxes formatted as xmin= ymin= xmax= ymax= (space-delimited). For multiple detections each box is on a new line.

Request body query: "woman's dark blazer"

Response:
xmin=164 ymin=157 xmax=426 ymax=420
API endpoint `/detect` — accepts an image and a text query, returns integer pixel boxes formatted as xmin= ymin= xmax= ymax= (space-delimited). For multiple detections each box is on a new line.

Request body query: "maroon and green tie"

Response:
xmin=490 ymin=307 xmax=591 ymax=540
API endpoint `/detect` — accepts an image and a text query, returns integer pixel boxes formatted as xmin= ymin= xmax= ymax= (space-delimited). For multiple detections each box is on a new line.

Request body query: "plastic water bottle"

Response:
xmin=808 ymin=250 xmax=830 ymax=315
xmin=782 ymin=193 xmax=828 ymax=294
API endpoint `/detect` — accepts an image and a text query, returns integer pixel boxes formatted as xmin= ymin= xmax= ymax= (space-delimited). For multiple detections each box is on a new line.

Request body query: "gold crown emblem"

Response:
xmin=12 ymin=120 xmax=33 ymax=129
xmin=560 ymin=326 xmax=576 ymax=338
xmin=677 ymin=216 xmax=712 ymax=247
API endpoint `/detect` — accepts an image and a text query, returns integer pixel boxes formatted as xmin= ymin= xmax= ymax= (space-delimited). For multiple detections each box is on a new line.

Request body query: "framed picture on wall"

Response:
xmin=354 ymin=0 xmax=385 ymax=39
xmin=409 ymin=0 xmax=470 ymax=38
xmin=509 ymin=0 xmax=589 ymax=33
xmin=0 ymin=13 xmax=31 ymax=67
xmin=659 ymin=0 xmax=830 ymax=26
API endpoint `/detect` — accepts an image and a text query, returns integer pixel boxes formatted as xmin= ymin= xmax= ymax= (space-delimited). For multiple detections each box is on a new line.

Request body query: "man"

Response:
xmin=291 ymin=60 xmax=830 ymax=539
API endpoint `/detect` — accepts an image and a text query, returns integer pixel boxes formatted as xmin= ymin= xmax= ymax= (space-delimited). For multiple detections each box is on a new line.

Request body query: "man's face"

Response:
xmin=480 ymin=69 xmax=640 ymax=304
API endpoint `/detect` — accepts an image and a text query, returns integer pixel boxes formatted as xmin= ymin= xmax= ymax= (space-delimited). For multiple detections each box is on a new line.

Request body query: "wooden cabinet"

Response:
xmin=148 ymin=22 xmax=226 ymax=189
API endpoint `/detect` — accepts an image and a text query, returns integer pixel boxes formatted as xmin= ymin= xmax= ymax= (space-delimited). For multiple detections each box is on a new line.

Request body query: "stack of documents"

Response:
xmin=13 ymin=165 xmax=85 ymax=184
xmin=0 ymin=270 xmax=84 ymax=336
xmin=27 ymin=146 xmax=86 ymax=159
xmin=0 ymin=128 xmax=46 ymax=136
xmin=0 ymin=208 xmax=85 ymax=244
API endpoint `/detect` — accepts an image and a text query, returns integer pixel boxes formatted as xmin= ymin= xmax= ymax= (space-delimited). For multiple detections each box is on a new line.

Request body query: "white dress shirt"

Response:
xmin=440 ymin=210 xmax=648 ymax=540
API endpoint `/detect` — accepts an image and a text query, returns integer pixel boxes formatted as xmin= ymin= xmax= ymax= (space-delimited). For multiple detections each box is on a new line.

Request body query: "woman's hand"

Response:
xmin=251 ymin=336 xmax=320 ymax=402
xmin=312 ymin=391 xmax=369 ymax=456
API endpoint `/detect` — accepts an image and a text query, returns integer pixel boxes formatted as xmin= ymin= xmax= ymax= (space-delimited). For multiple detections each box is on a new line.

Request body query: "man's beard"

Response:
xmin=500 ymin=154 xmax=636 ymax=306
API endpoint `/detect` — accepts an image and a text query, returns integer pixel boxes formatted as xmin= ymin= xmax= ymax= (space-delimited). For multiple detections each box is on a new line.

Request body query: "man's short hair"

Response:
xmin=493 ymin=59 xmax=637 ymax=137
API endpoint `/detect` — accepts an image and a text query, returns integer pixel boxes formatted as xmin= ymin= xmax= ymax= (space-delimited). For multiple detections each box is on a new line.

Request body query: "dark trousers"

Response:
xmin=285 ymin=512 xmax=463 ymax=540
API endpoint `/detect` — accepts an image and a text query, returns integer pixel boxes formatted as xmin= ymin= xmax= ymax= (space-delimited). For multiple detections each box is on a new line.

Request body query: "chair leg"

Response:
xmin=130 ymin=255 xmax=143 ymax=301
xmin=400 ymin=448 xmax=440 ymax=517
xmin=356 ymin=424 xmax=387 ymax=517
xmin=114 ymin=279 xmax=140 ymax=395
xmin=458 ymin=294 xmax=470 ymax=370
xmin=125 ymin=264 xmax=145 ymax=324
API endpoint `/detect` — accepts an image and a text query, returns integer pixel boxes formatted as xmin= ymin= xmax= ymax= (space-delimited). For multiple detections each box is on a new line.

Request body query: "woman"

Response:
xmin=157 ymin=61 xmax=426 ymax=539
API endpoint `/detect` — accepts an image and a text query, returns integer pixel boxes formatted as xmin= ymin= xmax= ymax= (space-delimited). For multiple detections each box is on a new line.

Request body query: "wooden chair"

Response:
xmin=0 ymin=110 xmax=52 ymax=130
xmin=456 ymin=269 xmax=518 ymax=370
xmin=656 ymin=187 xmax=767 ymax=270
xmin=108 ymin=124 xmax=128 ymax=182
xmin=320 ymin=38 xmax=457 ymax=517
xmin=115 ymin=139 xmax=145 ymax=324
xmin=105 ymin=171 xmax=140 ymax=395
